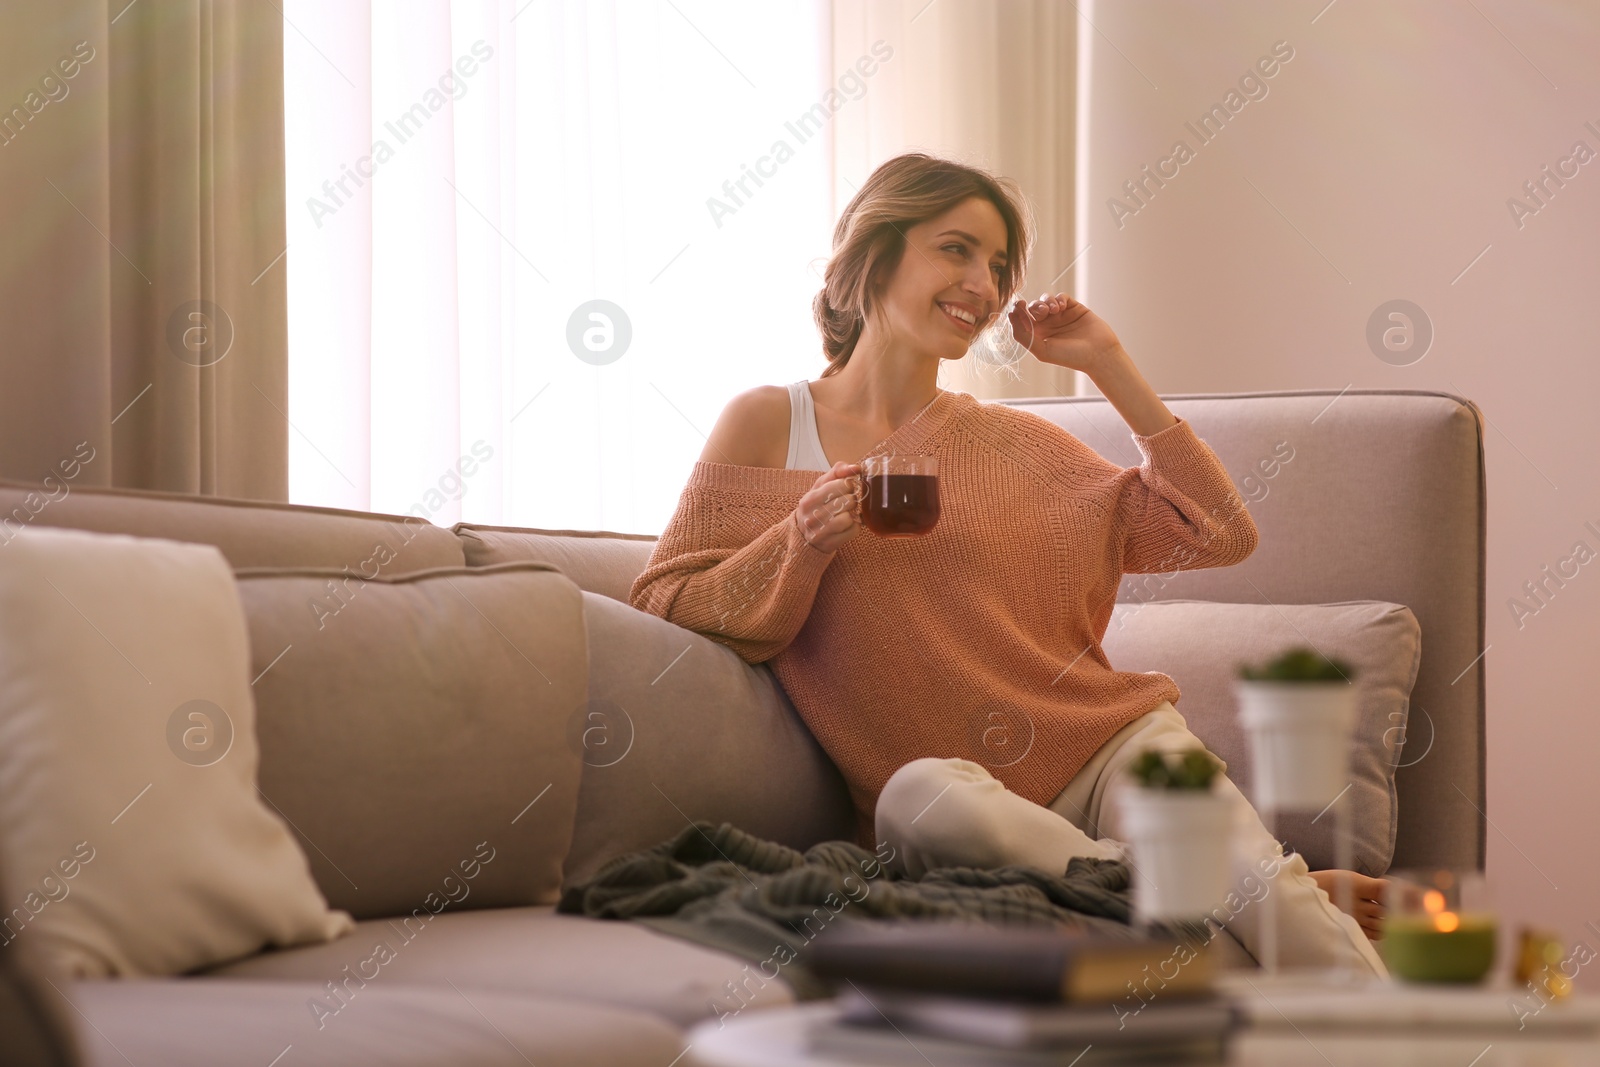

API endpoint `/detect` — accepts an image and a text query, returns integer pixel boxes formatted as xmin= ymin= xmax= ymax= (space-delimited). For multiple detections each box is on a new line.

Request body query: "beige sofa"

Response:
xmin=0 ymin=388 xmax=1486 ymax=1066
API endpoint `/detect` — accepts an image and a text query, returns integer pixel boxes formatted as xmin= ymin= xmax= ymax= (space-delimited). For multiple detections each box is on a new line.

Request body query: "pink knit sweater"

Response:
xmin=630 ymin=389 xmax=1258 ymax=845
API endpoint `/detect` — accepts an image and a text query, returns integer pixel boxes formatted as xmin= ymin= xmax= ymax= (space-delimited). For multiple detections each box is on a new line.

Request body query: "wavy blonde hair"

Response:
xmin=813 ymin=153 xmax=1033 ymax=377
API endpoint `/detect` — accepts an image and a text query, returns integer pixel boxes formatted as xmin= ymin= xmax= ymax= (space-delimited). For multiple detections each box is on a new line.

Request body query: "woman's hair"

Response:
xmin=813 ymin=153 xmax=1034 ymax=377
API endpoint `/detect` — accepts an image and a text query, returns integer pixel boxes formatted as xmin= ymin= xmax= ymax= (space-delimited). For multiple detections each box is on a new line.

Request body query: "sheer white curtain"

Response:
xmin=283 ymin=1 xmax=834 ymax=533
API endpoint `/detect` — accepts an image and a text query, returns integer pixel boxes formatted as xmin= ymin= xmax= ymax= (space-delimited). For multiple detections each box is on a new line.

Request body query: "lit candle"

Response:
xmin=1382 ymin=901 xmax=1497 ymax=983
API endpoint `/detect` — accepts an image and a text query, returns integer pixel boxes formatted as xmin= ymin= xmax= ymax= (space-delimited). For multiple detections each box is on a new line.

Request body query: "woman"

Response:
xmin=630 ymin=152 xmax=1386 ymax=975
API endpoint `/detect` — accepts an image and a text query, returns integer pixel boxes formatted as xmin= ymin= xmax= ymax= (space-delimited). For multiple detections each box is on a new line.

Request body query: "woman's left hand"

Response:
xmin=1309 ymin=870 xmax=1388 ymax=942
xmin=1007 ymin=293 xmax=1124 ymax=377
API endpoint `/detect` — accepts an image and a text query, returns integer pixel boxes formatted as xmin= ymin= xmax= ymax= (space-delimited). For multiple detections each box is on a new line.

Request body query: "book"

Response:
xmin=835 ymin=984 xmax=1240 ymax=1049
xmin=805 ymin=920 xmax=1215 ymax=1004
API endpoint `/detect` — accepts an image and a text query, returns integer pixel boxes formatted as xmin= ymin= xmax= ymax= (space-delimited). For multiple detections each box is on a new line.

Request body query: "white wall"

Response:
xmin=1078 ymin=0 xmax=1600 ymax=986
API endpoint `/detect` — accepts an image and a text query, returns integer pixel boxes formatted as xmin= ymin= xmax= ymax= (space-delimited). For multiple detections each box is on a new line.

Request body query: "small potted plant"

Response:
xmin=1235 ymin=647 xmax=1358 ymax=812
xmin=1118 ymin=747 xmax=1234 ymax=923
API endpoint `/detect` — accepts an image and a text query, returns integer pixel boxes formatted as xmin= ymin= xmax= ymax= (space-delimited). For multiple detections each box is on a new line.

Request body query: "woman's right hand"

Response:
xmin=795 ymin=461 xmax=863 ymax=554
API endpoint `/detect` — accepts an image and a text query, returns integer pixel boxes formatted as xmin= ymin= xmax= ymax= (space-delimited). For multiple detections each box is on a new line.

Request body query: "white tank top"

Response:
xmin=784 ymin=380 xmax=832 ymax=471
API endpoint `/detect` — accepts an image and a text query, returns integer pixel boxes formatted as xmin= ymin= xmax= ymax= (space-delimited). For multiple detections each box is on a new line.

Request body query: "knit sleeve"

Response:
xmin=629 ymin=477 xmax=835 ymax=664
xmin=1116 ymin=416 xmax=1259 ymax=574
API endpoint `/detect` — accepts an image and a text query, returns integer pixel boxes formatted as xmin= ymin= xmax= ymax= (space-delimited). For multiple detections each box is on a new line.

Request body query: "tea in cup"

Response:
xmin=856 ymin=455 xmax=940 ymax=537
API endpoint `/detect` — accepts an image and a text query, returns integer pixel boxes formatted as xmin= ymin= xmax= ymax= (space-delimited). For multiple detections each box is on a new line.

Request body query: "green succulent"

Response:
xmin=1129 ymin=747 xmax=1223 ymax=790
xmin=1237 ymin=646 xmax=1354 ymax=683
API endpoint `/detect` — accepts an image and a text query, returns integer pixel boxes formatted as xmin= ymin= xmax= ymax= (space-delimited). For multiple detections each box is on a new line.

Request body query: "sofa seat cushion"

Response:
xmin=203 ymin=905 xmax=794 ymax=1027
xmin=63 ymin=977 xmax=683 ymax=1067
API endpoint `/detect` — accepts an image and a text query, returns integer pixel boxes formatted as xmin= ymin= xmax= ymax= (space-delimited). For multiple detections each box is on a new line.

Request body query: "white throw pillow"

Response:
xmin=0 ymin=527 xmax=353 ymax=977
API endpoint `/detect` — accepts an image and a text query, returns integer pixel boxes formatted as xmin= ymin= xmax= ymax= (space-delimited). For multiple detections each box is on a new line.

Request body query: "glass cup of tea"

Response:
xmin=855 ymin=455 xmax=940 ymax=537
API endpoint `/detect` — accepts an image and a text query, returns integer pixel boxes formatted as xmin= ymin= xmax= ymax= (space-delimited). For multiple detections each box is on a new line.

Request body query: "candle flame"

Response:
xmin=1423 ymin=889 xmax=1446 ymax=914
xmin=1435 ymin=911 xmax=1460 ymax=933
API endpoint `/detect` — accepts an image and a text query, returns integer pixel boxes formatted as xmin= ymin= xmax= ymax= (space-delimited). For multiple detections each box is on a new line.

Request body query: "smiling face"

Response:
xmin=871 ymin=196 xmax=1013 ymax=361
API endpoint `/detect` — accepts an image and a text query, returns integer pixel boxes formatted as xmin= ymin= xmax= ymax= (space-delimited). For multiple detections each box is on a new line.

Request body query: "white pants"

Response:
xmin=873 ymin=701 xmax=1387 ymax=977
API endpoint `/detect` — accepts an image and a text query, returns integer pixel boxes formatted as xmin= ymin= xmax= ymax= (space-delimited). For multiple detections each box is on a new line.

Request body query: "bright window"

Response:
xmin=283 ymin=1 xmax=835 ymax=533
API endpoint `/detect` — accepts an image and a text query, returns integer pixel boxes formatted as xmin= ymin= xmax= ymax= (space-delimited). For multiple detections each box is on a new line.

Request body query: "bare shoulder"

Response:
xmin=699 ymin=385 xmax=792 ymax=468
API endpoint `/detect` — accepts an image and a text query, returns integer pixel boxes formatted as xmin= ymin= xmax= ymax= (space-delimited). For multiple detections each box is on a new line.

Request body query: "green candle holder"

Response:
xmin=1381 ymin=869 xmax=1497 ymax=984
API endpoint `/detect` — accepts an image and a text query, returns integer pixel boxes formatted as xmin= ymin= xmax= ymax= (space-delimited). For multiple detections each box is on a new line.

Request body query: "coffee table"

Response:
xmin=686 ymin=975 xmax=1600 ymax=1067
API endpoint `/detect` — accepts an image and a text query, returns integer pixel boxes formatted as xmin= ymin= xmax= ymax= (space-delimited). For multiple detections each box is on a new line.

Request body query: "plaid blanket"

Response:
xmin=557 ymin=821 xmax=1206 ymax=999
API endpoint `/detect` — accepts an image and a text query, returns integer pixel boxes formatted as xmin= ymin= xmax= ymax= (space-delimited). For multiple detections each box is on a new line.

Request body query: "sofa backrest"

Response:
xmin=1000 ymin=389 xmax=1485 ymax=872
xmin=456 ymin=523 xmax=655 ymax=604
xmin=233 ymin=561 xmax=588 ymax=916
xmin=0 ymin=478 xmax=855 ymax=893
xmin=0 ymin=387 xmax=1483 ymax=878
xmin=502 ymin=388 xmax=1485 ymax=873
xmin=0 ymin=479 xmax=464 ymax=573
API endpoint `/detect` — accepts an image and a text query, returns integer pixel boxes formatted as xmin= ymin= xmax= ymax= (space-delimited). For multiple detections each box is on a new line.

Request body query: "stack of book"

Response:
xmin=804 ymin=922 xmax=1236 ymax=1065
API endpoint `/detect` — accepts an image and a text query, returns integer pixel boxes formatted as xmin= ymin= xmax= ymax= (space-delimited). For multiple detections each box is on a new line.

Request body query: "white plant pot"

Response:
xmin=1235 ymin=680 xmax=1358 ymax=812
xmin=1119 ymin=786 xmax=1234 ymax=923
